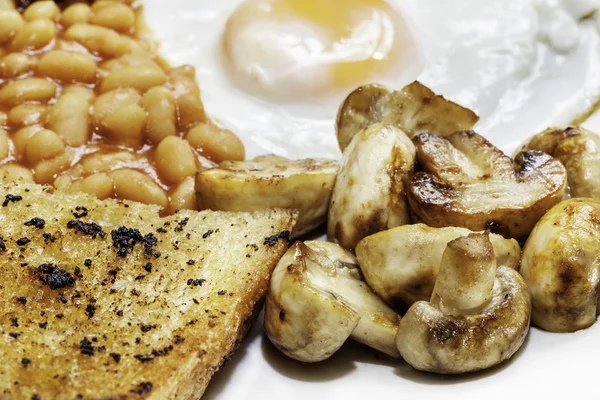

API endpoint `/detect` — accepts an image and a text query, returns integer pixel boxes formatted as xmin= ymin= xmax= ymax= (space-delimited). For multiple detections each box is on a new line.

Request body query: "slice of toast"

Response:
xmin=0 ymin=183 xmax=297 ymax=399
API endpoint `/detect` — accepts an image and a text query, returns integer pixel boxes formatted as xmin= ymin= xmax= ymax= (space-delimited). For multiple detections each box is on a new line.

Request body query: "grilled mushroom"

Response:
xmin=335 ymin=81 xmax=478 ymax=151
xmin=264 ymin=240 xmax=401 ymax=363
xmin=396 ymin=232 xmax=531 ymax=374
xmin=328 ymin=123 xmax=415 ymax=251
xmin=407 ymin=131 xmax=567 ymax=241
xmin=521 ymin=126 xmax=600 ymax=200
xmin=196 ymin=155 xmax=338 ymax=237
xmin=521 ymin=198 xmax=600 ymax=332
xmin=355 ymin=224 xmax=521 ymax=311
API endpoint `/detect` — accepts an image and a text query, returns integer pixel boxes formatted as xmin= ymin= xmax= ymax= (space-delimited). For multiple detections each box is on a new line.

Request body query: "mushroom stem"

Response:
xmin=430 ymin=232 xmax=496 ymax=315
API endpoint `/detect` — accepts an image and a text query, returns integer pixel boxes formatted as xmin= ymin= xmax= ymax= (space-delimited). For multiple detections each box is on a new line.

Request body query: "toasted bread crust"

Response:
xmin=0 ymin=183 xmax=297 ymax=399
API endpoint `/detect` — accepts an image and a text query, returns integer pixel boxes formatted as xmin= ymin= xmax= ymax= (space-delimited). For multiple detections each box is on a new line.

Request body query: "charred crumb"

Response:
xmin=144 ymin=263 xmax=152 ymax=272
xmin=0 ymin=237 xmax=5 ymax=252
xmin=85 ymin=304 xmax=96 ymax=319
xmin=37 ymin=264 xmax=76 ymax=290
xmin=174 ymin=217 xmax=189 ymax=232
xmin=80 ymin=337 xmax=94 ymax=356
xmin=84 ymin=259 xmax=92 ymax=267
xmin=21 ymin=358 xmax=30 ymax=367
xmin=192 ymin=298 xmax=199 ymax=305
xmin=24 ymin=217 xmax=45 ymax=229
xmin=135 ymin=274 xmax=145 ymax=281
xmin=111 ymin=227 xmax=157 ymax=257
xmin=11 ymin=317 xmax=18 ymax=327
xmin=42 ymin=233 xmax=56 ymax=243
xmin=67 ymin=220 xmax=106 ymax=239
xmin=73 ymin=267 xmax=82 ymax=278
xmin=263 ymin=231 xmax=291 ymax=246
xmin=3 ymin=194 xmax=22 ymax=207
xmin=134 ymin=345 xmax=173 ymax=363
xmin=71 ymin=206 xmax=88 ymax=219
xmin=157 ymin=227 xmax=167 ymax=233
xmin=116 ymin=310 xmax=124 ymax=317
xmin=187 ymin=278 xmax=205 ymax=287
xmin=186 ymin=259 xmax=195 ymax=265
xmin=9 ymin=332 xmax=21 ymax=339
xmin=218 ymin=290 xmax=227 ymax=295
xmin=20 ymin=263 xmax=28 ymax=267
xmin=110 ymin=353 xmax=121 ymax=363
xmin=279 ymin=310 xmax=285 ymax=321
xmin=131 ymin=288 xmax=140 ymax=296
xmin=38 ymin=322 xmax=47 ymax=329
xmin=202 ymin=230 xmax=214 ymax=239
xmin=17 ymin=296 xmax=27 ymax=304
xmin=247 ymin=244 xmax=259 ymax=252
xmin=55 ymin=313 xmax=64 ymax=319
xmin=135 ymin=337 xmax=142 ymax=344
xmin=174 ymin=335 xmax=184 ymax=344
xmin=31 ymin=394 xmax=42 ymax=400
xmin=130 ymin=382 xmax=153 ymax=396
xmin=140 ymin=324 xmax=155 ymax=332
xmin=16 ymin=237 xmax=30 ymax=246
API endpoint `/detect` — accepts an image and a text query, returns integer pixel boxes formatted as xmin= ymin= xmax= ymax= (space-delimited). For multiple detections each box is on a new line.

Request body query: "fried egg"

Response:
xmin=144 ymin=0 xmax=600 ymax=159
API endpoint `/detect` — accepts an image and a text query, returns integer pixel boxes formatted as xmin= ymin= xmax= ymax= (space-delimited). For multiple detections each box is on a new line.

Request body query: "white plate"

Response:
xmin=142 ymin=1 xmax=600 ymax=399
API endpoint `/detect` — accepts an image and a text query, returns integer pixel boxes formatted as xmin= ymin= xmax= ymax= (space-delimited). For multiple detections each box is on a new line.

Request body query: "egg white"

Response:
xmin=143 ymin=0 xmax=600 ymax=159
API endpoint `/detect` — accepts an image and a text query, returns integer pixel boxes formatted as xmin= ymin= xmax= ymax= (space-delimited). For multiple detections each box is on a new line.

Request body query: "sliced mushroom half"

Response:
xmin=264 ymin=240 xmax=401 ymax=363
xmin=396 ymin=232 xmax=531 ymax=374
xmin=407 ymin=131 xmax=567 ymax=241
xmin=328 ymin=123 xmax=415 ymax=251
xmin=521 ymin=198 xmax=600 ymax=332
xmin=521 ymin=126 xmax=600 ymax=200
xmin=336 ymin=81 xmax=479 ymax=151
xmin=196 ymin=155 xmax=338 ymax=237
xmin=355 ymin=224 xmax=521 ymax=311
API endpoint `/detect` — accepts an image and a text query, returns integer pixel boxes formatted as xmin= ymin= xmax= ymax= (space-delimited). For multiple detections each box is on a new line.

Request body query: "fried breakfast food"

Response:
xmin=521 ymin=126 xmax=600 ymax=200
xmin=0 ymin=0 xmax=245 ymax=215
xmin=396 ymin=233 xmax=531 ymax=374
xmin=264 ymin=240 xmax=400 ymax=362
xmin=336 ymin=81 xmax=479 ymax=151
xmin=327 ymin=123 xmax=415 ymax=251
xmin=0 ymin=182 xmax=297 ymax=399
xmin=520 ymin=198 xmax=600 ymax=333
xmin=355 ymin=224 xmax=521 ymax=310
xmin=196 ymin=155 xmax=338 ymax=238
xmin=407 ymin=131 xmax=567 ymax=241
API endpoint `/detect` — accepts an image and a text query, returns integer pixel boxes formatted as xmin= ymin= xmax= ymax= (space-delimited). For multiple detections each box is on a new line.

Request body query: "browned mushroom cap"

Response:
xmin=355 ymin=224 xmax=521 ymax=311
xmin=407 ymin=131 xmax=567 ymax=241
xmin=396 ymin=232 xmax=531 ymax=374
xmin=335 ymin=81 xmax=479 ymax=151
xmin=521 ymin=126 xmax=600 ymax=199
xmin=264 ymin=241 xmax=401 ymax=363
xmin=521 ymin=198 xmax=600 ymax=332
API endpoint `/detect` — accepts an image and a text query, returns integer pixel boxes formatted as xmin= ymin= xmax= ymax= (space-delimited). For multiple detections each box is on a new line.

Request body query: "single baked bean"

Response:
xmin=53 ymin=174 xmax=72 ymax=191
xmin=0 ymin=52 xmax=37 ymax=78
xmin=47 ymin=88 xmax=92 ymax=146
xmin=61 ymin=3 xmax=91 ymax=27
xmin=0 ymin=78 xmax=57 ymax=107
xmin=13 ymin=125 xmax=43 ymax=158
xmin=78 ymin=150 xmax=137 ymax=176
xmin=185 ymin=122 xmax=245 ymax=162
xmin=0 ymin=128 xmax=9 ymax=160
xmin=64 ymin=23 xmax=130 ymax=58
xmin=33 ymin=147 xmax=74 ymax=184
xmin=63 ymin=85 xmax=95 ymax=102
xmin=101 ymin=103 xmax=147 ymax=149
xmin=0 ymin=10 xmax=24 ymax=44
xmin=10 ymin=19 xmax=56 ymax=51
xmin=38 ymin=50 xmax=97 ymax=83
xmin=90 ymin=1 xmax=135 ymax=32
xmin=168 ymin=65 xmax=200 ymax=98
xmin=155 ymin=136 xmax=196 ymax=184
xmin=177 ymin=93 xmax=207 ymax=132
xmin=7 ymin=103 xmax=48 ymax=127
xmin=23 ymin=1 xmax=60 ymax=21
xmin=140 ymin=86 xmax=177 ymax=143
xmin=25 ymin=128 xmax=65 ymax=165
xmin=92 ymin=87 xmax=140 ymax=126
xmin=169 ymin=176 xmax=198 ymax=213
xmin=0 ymin=163 xmax=34 ymax=182
xmin=109 ymin=168 xmax=168 ymax=208
xmin=100 ymin=64 xmax=167 ymax=93
xmin=67 ymin=172 xmax=113 ymax=199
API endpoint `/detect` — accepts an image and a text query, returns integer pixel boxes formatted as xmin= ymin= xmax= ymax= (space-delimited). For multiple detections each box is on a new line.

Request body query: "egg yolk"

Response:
xmin=222 ymin=0 xmax=419 ymax=101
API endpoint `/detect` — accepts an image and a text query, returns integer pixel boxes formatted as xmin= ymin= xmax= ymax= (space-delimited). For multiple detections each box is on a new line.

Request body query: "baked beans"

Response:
xmin=0 ymin=0 xmax=245 ymax=214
